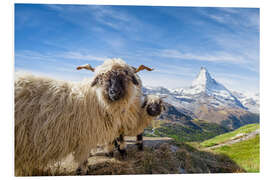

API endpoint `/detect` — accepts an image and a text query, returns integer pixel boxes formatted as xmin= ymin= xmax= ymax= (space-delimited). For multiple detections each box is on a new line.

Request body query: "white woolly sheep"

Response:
xmin=105 ymin=94 xmax=165 ymax=156
xmin=15 ymin=58 xmax=153 ymax=176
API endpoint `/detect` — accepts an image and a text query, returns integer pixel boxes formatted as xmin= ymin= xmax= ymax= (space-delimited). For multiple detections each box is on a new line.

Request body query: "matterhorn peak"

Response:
xmin=191 ymin=66 xmax=216 ymax=88
xmin=178 ymin=66 xmax=245 ymax=108
xmin=186 ymin=66 xmax=236 ymax=98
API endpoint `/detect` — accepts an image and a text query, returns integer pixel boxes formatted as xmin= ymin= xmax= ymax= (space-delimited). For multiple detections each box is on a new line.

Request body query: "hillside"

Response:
xmin=34 ymin=124 xmax=259 ymax=175
xmin=143 ymin=102 xmax=231 ymax=143
xmin=44 ymin=137 xmax=244 ymax=175
xmin=200 ymin=123 xmax=259 ymax=147
xmin=199 ymin=124 xmax=260 ymax=172
xmin=145 ymin=119 xmax=229 ymax=143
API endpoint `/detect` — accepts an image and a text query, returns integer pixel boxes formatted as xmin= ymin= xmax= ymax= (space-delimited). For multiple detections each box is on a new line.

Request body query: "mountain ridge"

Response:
xmin=143 ymin=67 xmax=259 ymax=129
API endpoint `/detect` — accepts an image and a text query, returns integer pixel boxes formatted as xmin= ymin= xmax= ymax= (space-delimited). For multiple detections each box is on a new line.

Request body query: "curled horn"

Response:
xmin=135 ymin=65 xmax=154 ymax=73
xmin=76 ymin=64 xmax=95 ymax=72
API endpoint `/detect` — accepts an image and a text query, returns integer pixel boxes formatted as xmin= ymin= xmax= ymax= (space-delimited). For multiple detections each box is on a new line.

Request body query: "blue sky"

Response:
xmin=15 ymin=4 xmax=260 ymax=93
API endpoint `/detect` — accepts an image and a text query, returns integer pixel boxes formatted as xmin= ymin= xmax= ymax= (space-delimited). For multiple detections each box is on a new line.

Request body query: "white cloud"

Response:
xmin=156 ymin=49 xmax=247 ymax=64
xmin=141 ymin=73 xmax=191 ymax=89
xmin=15 ymin=67 xmax=93 ymax=82
xmin=15 ymin=50 xmax=58 ymax=62
xmin=46 ymin=5 xmax=139 ymax=33
xmin=215 ymin=76 xmax=259 ymax=94
xmin=199 ymin=8 xmax=259 ymax=32
xmin=15 ymin=50 xmax=109 ymax=63
xmin=210 ymin=33 xmax=259 ymax=72
xmin=208 ymin=14 xmax=227 ymax=23
xmin=60 ymin=51 xmax=108 ymax=62
xmin=89 ymin=6 xmax=132 ymax=30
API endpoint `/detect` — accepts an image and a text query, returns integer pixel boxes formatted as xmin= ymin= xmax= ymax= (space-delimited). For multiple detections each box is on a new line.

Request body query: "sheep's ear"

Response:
xmin=91 ymin=76 xmax=99 ymax=87
xmin=141 ymin=100 xmax=147 ymax=108
xmin=141 ymin=96 xmax=148 ymax=108
xmin=135 ymin=65 xmax=154 ymax=73
xmin=162 ymin=104 xmax=167 ymax=112
xmin=76 ymin=64 xmax=95 ymax=72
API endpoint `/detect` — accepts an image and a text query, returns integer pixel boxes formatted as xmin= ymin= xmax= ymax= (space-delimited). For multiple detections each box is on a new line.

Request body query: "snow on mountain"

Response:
xmin=186 ymin=67 xmax=232 ymax=97
xmin=143 ymin=86 xmax=187 ymax=110
xmin=143 ymin=67 xmax=259 ymax=114
xmin=143 ymin=86 xmax=171 ymax=95
xmin=232 ymin=91 xmax=260 ymax=114
xmin=181 ymin=67 xmax=245 ymax=109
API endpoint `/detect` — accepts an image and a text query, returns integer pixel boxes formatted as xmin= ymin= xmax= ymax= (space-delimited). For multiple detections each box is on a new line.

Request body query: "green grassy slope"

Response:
xmin=144 ymin=120 xmax=229 ymax=143
xmin=212 ymin=134 xmax=260 ymax=172
xmin=144 ymin=122 xmax=260 ymax=173
xmin=200 ymin=123 xmax=259 ymax=147
xmin=198 ymin=123 xmax=260 ymax=172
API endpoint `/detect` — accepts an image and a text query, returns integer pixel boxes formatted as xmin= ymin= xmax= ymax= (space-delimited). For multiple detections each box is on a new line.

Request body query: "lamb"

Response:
xmin=105 ymin=94 xmax=166 ymax=156
xmin=15 ymin=58 xmax=153 ymax=176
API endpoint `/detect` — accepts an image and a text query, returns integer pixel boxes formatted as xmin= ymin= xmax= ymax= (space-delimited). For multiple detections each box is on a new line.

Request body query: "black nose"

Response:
xmin=109 ymin=89 xmax=117 ymax=95
xmin=109 ymin=88 xmax=122 ymax=101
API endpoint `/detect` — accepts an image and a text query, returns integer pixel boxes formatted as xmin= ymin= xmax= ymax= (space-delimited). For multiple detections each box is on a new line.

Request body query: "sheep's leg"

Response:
xmin=116 ymin=134 xmax=127 ymax=157
xmin=105 ymin=140 xmax=118 ymax=157
xmin=136 ymin=133 xmax=143 ymax=151
xmin=74 ymin=147 xmax=90 ymax=175
xmin=76 ymin=159 xmax=88 ymax=175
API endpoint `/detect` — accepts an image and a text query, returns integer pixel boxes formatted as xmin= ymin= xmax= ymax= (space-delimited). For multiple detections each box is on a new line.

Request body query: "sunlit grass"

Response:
xmin=213 ymin=134 xmax=260 ymax=172
xmin=200 ymin=123 xmax=259 ymax=147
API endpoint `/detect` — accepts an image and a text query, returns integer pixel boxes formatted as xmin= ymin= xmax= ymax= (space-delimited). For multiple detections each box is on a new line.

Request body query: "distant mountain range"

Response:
xmin=143 ymin=67 xmax=259 ymax=130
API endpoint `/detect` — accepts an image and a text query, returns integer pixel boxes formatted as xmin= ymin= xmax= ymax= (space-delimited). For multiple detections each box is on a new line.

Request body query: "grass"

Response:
xmin=200 ymin=123 xmax=259 ymax=147
xmin=149 ymin=121 xmax=229 ymax=143
xmin=32 ymin=139 xmax=245 ymax=175
xmin=87 ymin=143 xmax=183 ymax=175
xmin=86 ymin=141 xmax=244 ymax=175
xmin=212 ymin=134 xmax=260 ymax=172
xmin=174 ymin=142 xmax=244 ymax=173
xmin=20 ymin=122 xmax=260 ymax=175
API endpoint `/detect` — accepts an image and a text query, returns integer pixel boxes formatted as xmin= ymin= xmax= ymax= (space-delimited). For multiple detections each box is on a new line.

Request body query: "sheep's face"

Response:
xmin=146 ymin=102 xmax=162 ymax=116
xmin=77 ymin=59 xmax=153 ymax=107
xmin=142 ymin=97 xmax=165 ymax=117
xmin=91 ymin=68 xmax=141 ymax=102
xmin=107 ymin=72 xmax=126 ymax=101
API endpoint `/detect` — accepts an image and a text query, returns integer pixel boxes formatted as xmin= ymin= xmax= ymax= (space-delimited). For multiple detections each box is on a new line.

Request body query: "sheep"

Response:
xmin=15 ymin=58 xmax=153 ymax=176
xmin=105 ymin=94 xmax=165 ymax=157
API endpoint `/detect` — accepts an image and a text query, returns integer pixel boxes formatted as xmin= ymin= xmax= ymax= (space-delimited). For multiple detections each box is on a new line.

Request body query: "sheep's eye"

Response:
xmin=108 ymin=79 xmax=112 ymax=86
xmin=131 ymin=75 xmax=139 ymax=85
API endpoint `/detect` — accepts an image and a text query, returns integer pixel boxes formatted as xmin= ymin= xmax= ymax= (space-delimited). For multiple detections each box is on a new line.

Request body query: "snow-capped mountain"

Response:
xmin=232 ymin=91 xmax=260 ymax=114
xmin=178 ymin=67 xmax=245 ymax=109
xmin=143 ymin=67 xmax=259 ymax=129
xmin=144 ymin=67 xmax=249 ymax=110
xmin=189 ymin=66 xmax=230 ymax=96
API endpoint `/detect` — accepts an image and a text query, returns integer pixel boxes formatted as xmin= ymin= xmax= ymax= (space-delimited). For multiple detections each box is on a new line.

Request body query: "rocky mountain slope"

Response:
xmin=232 ymin=91 xmax=260 ymax=114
